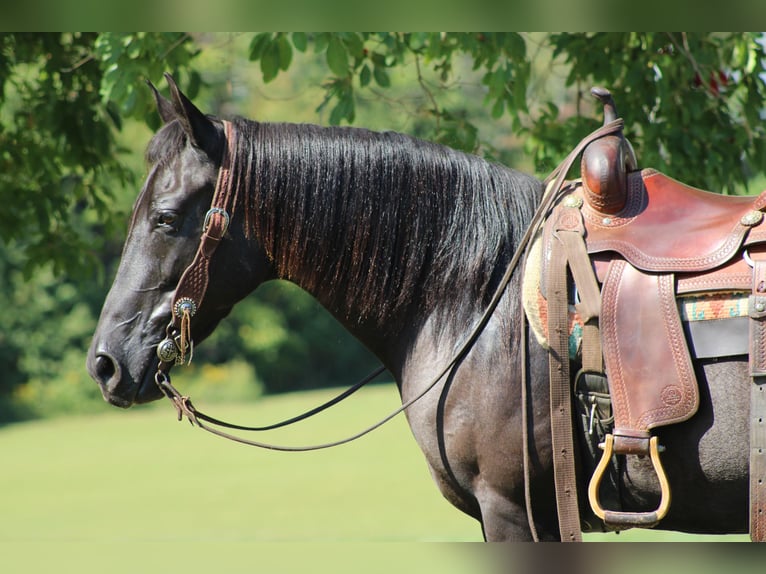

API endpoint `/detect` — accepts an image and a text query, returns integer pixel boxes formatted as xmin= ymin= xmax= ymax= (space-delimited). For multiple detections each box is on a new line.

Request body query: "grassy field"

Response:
xmin=0 ymin=384 xmax=749 ymax=573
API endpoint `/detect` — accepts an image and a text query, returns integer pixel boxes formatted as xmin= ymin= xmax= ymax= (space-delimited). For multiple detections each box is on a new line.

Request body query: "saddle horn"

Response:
xmin=580 ymin=87 xmax=638 ymax=215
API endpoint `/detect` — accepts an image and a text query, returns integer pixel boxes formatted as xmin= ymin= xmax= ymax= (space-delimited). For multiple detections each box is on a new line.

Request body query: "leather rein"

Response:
xmin=152 ymin=118 xmax=624 ymax=452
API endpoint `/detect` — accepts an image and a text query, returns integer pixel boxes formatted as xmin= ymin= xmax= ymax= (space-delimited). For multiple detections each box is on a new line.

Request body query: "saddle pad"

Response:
xmin=678 ymin=292 xmax=749 ymax=321
xmin=522 ymin=232 xmax=582 ymax=353
xmin=680 ymin=292 xmax=750 ymax=359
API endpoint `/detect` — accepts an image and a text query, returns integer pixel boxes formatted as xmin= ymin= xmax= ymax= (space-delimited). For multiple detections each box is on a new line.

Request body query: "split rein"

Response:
xmin=153 ymin=119 xmax=624 ymax=451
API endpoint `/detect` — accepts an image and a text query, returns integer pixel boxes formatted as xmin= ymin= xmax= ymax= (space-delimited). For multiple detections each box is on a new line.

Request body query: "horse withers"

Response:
xmin=87 ymin=75 xmax=751 ymax=541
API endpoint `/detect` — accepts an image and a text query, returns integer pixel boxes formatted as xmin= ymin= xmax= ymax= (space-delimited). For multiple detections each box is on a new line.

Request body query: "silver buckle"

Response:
xmin=203 ymin=207 xmax=230 ymax=234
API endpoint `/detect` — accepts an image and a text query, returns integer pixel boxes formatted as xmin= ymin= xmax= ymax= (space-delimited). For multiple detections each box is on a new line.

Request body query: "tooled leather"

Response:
xmin=581 ymin=169 xmax=766 ymax=273
xmin=601 ymin=260 xmax=699 ymax=432
xmin=750 ymin=258 xmax=766 ymax=376
xmin=169 ymin=121 xmax=235 ymax=322
xmin=170 ymin=234 xmax=221 ymax=317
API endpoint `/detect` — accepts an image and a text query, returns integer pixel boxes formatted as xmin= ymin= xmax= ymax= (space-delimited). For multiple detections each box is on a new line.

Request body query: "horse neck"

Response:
xmin=235 ymin=120 xmax=539 ymax=370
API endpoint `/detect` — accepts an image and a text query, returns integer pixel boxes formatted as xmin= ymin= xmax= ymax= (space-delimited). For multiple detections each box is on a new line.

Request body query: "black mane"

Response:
xmin=150 ymin=118 xmax=542 ymax=327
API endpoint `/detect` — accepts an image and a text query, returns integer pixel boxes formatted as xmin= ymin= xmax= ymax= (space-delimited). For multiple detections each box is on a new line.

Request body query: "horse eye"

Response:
xmin=156 ymin=211 xmax=179 ymax=229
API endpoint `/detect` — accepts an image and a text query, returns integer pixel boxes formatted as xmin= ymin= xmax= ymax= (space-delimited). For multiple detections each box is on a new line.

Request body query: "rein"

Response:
xmin=153 ymin=118 xmax=624 ymax=453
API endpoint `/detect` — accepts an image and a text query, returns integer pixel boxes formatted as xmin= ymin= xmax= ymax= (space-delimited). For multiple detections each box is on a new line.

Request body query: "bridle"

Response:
xmin=150 ymin=118 xmax=624 ymax=458
xmin=154 ymin=120 xmax=237 ymax=372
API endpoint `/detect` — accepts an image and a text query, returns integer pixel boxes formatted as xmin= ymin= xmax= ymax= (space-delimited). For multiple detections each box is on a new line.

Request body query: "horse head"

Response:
xmin=87 ymin=75 xmax=272 ymax=407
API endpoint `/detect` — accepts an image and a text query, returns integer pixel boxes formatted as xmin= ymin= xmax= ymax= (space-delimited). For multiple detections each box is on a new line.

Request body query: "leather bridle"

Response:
xmin=150 ymin=118 xmax=624 ymax=463
xmin=154 ymin=120 xmax=236 ymax=374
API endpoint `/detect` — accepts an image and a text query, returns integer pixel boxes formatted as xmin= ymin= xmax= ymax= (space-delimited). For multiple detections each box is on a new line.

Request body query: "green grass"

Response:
xmin=0 ymin=385 xmax=485 ymax=572
xmin=0 ymin=384 xmax=749 ymax=572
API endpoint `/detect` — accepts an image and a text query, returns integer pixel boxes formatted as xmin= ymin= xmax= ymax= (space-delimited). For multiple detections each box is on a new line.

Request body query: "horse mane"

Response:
xmin=149 ymin=117 xmax=543 ymax=328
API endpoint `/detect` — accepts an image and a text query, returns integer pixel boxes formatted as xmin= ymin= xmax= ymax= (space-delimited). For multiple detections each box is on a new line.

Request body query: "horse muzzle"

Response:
xmin=87 ymin=350 xmax=164 ymax=407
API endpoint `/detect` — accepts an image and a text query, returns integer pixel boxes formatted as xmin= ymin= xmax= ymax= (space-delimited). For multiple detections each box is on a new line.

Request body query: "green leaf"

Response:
xmin=249 ymin=33 xmax=271 ymax=61
xmin=504 ymin=33 xmax=526 ymax=61
xmin=491 ymin=97 xmax=504 ymax=118
xmin=313 ymin=33 xmax=330 ymax=54
xmin=359 ymin=64 xmax=371 ymax=88
xmin=277 ymin=34 xmax=293 ymax=71
xmin=326 ymin=36 xmax=349 ymax=77
xmin=329 ymin=98 xmax=353 ymax=125
xmin=373 ymin=65 xmax=390 ymax=88
xmin=260 ymin=43 xmax=280 ymax=83
xmin=292 ymin=32 xmax=307 ymax=53
xmin=343 ymin=33 xmax=365 ymax=61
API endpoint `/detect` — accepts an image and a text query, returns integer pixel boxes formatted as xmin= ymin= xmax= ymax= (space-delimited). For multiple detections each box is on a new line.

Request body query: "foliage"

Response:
xmin=1 ymin=32 xmax=765 ymax=421
xmin=542 ymin=33 xmax=766 ymax=193
xmin=247 ymin=32 xmax=530 ymax=153
xmin=0 ymin=241 xmax=103 ymax=420
xmin=245 ymin=32 xmax=766 ymax=194
xmin=195 ymin=281 xmax=381 ymax=395
xmin=0 ymin=33 xmax=199 ymax=279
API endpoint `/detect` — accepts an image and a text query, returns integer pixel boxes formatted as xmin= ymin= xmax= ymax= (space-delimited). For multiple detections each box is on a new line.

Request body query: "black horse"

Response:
xmin=87 ymin=76 xmax=749 ymax=541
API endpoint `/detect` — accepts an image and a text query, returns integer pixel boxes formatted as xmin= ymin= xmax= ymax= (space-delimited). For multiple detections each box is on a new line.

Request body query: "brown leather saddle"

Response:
xmin=537 ymin=87 xmax=766 ymax=540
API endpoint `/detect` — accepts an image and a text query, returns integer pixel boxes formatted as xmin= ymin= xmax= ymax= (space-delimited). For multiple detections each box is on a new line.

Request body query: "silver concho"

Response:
xmin=741 ymin=210 xmax=764 ymax=227
xmin=174 ymin=297 xmax=198 ymax=318
xmin=157 ymin=338 xmax=179 ymax=363
xmin=562 ymin=194 xmax=584 ymax=209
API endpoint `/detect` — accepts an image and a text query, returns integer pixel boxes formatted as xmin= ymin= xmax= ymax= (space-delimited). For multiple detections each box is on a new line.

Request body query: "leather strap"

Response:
xmin=546 ymin=230 xmax=583 ymax=542
xmin=555 ymin=203 xmax=602 ymax=373
xmin=750 ymin=256 xmax=766 ymax=541
xmin=751 ymin=376 xmax=766 ymax=541
xmin=534 ymin=122 xmax=625 ymax=543
xmin=170 ymin=121 xmax=236 ymax=327
xmin=749 ymin=257 xmax=766 ymax=376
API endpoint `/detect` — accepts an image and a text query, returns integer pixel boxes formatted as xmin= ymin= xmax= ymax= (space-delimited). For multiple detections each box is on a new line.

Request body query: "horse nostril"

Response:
xmin=94 ymin=353 xmax=119 ymax=385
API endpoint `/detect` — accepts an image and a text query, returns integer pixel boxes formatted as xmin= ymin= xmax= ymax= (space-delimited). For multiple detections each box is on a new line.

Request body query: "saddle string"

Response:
xmin=178 ymin=305 xmax=193 ymax=364
xmin=156 ymin=118 xmax=625 ymax=453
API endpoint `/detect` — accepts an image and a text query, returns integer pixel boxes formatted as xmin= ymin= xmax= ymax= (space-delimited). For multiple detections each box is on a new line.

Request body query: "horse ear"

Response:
xmin=146 ymin=80 xmax=176 ymax=124
xmin=164 ymin=72 xmax=220 ymax=156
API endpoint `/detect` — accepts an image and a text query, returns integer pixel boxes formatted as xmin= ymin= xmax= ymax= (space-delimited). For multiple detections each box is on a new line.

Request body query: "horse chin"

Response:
xmin=134 ymin=372 xmax=166 ymax=404
xmin=101 ymin=392 xmax=134 ymax=409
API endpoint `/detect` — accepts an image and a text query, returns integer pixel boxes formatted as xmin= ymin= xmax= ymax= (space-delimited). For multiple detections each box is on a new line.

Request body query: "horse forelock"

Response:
xmin=145 ymin=119 xmax=189 ymax=168
xmin=226 ymin=117 xmax=542 ymax=328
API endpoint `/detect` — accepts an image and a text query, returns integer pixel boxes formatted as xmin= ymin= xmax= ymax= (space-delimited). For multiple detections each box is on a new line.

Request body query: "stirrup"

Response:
xmin=588 ymin=433 xmax=671 ymax=528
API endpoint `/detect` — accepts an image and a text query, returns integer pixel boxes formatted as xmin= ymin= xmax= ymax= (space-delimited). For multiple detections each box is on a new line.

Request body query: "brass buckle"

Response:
xmin=588 ymin=433 xmax=671 ymax=528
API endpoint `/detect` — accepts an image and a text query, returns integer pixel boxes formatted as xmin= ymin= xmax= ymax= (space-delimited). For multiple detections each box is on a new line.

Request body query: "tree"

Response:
xmin=0 ymin=32 xmax=199 ymax=278
xmin=247 ymin=32 xmax=766 ymax=192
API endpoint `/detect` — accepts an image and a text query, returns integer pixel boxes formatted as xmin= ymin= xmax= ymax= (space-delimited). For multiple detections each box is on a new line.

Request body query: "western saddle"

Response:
xmin=530 ymin=87 xmax=766 ymax=541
